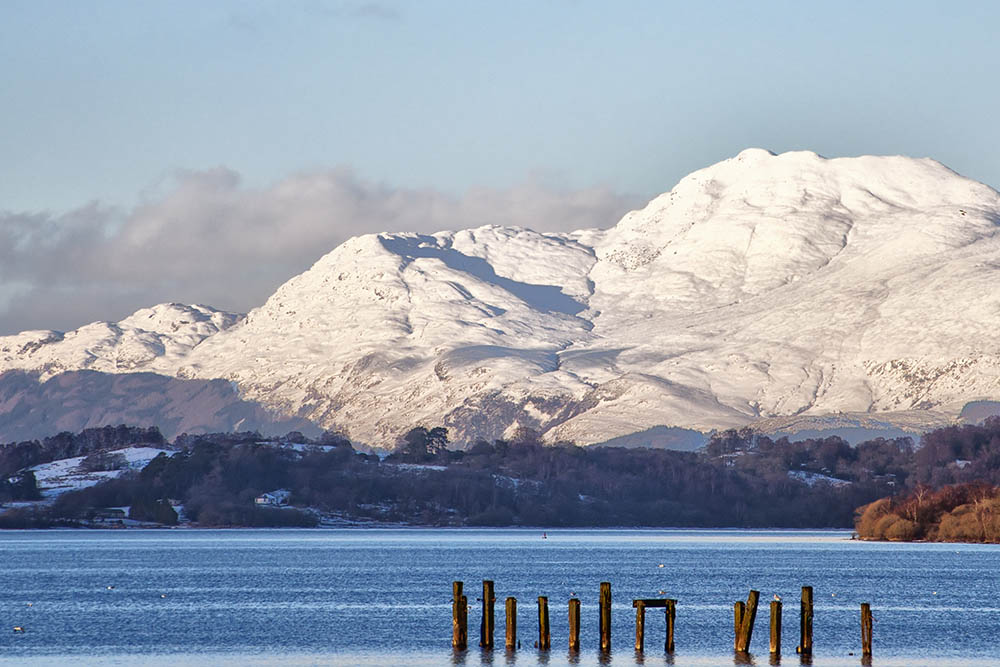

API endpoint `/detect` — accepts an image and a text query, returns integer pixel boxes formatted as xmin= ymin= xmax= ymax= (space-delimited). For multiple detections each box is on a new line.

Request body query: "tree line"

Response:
xmin=3 ymin=418 xmax=1000 ymax=530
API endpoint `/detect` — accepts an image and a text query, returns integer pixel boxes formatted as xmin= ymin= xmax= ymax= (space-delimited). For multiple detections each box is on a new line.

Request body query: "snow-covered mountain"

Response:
xmin=3 ymin=149 xmax=1000 ymax=446
xmin=0 ymin=303 xmax=239 ymax=378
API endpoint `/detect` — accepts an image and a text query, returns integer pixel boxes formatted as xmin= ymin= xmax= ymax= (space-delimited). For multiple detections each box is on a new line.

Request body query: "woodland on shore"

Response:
xmin=855 ymin=482 xmax=1000 ymax=542
xmin=1 ymin=418 xmax=1000 ymax=534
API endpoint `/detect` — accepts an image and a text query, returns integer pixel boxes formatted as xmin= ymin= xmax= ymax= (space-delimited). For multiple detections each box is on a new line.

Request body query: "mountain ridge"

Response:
xmin=3 ymin=149 xmax=1000 ymax=446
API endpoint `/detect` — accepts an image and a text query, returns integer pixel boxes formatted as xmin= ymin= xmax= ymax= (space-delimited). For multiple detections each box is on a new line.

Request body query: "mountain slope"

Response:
xmin=0 ymin=303 xmax=240 ymax=379
xmin=2 ymin=149 xmax=999 ymax=446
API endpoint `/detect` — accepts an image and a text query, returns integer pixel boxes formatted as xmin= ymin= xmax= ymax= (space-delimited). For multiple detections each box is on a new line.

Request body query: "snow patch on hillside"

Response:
xmin=30 ymin=447 xmax=171 ymax=498
xmin=788 ymin=470 xmax=852 ymax=488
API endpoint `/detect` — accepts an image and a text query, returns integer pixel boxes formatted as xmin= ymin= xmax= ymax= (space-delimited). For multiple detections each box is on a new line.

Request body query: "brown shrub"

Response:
xmin=871 ymin=513 xmax=902 ymax=540
xmin=937 ymin=505 xmax=983 ymax=542
xmin=855 ymin=498 xmax=892 ymax=539
xmin=884 ymin=518 xmax=920 ymax=541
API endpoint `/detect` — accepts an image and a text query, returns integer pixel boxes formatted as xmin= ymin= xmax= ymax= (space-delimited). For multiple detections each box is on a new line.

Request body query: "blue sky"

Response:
xmin=1 ymin=0 xmax=998 ymax=332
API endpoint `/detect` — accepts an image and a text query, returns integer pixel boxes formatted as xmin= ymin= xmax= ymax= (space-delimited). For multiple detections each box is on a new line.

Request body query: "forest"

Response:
xmin=1 ymin=418 xmax=999 ymax=530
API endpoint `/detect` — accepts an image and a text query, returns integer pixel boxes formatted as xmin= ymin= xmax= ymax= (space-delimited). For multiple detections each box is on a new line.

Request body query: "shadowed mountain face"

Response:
xmin=2 ymin=150 xmax=1000 ymax=447
xmin=0 ymin=370 xmax=319 ymax=443
xmin=378 ymin=235 xmax=590 ymax=317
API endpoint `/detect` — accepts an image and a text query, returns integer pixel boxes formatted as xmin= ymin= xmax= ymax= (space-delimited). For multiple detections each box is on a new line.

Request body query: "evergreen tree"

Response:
xmin=10 ymin=470 xmax=42 ymax=501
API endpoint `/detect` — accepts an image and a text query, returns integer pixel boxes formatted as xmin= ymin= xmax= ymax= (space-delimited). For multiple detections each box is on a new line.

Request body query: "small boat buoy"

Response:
xmin=542 ymin=532 xmax=547 ymax=539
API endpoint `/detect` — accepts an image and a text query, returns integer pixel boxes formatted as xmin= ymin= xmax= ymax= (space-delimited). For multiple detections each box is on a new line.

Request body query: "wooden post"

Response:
xmin=505 ymin=597 xmax=516 ymax=650
xmin=798 ymin=586 xmax=813 ymax=656
xmin=599 ymin=581 xmax=612 ymax=652
xmin=665 ymin=599 xmax=676 ymax=653
xmin=480 ymin=580 xmax=495 ymax=649
xmin=861 ymin=602 xmax=873 ymax=656
xmin=634 ymin=600 xmax=646 ymax=652
xmin=452 ymin=581 xmax=467 ymax=649
xmin=736 ymin=590 xmax=759 ymax=652
xmin=734 ymin=601 xmax=745 ymax=651
xmin=537 ymin=596 xmax=550 ymax=650
xmin=769 ymin=600 xmax=782 ymax=655
xmin=568 ymin=598 xmax=581 ymax=652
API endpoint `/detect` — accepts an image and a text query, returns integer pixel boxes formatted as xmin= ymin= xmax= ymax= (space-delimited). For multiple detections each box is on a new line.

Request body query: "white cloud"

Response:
xmin=0 ymin=167 xmax=641 ymax=334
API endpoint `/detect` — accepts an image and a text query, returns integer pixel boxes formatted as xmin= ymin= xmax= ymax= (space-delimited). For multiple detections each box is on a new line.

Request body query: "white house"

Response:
xmin=254 ymin=489 xmax=291 ymax=506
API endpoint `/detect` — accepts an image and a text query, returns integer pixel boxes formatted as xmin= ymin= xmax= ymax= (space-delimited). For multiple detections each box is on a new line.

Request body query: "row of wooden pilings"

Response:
xmin=452 ymin=582 xmax=874 ymax=658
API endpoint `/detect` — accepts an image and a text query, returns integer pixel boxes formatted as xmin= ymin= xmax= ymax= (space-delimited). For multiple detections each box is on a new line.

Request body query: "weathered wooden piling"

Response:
xmin=452 ymin=581 xmax=467 ymax=649
xmin=734 ymin=601 xmax=745 ymax=651
xmin=769 ymin=599 xmax=782 ymax=655
xmin=599 ymin=581 xmax=612 ymax=652
xmin=735 ymin=590 xmax=760 ymax=652
xmin=861 ymin=602 xmax=873 ymax=656
xmin=568 ymin=598 xmax=581 ymax=652
xmin=505 ymin=597 xmax=516 ymax=650
xmin=600 ymin=581 xmax=611 ymax=653
xmin=665 ymin=598 xmax=676 ymax=653
xmin=480 ymin=580 xmax=495 ymax=649
xmin=798 ymin=585 xmax=813 ymax=656
xmin=634 ymin=600 xmax=646 ymax=651
xmin=447 ymin=578 xmax=868 ymax=657
xmin=537 ymin=596 xmax=551 ymax=650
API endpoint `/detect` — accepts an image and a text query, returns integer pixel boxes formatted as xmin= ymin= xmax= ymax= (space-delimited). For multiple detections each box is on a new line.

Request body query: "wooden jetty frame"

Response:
xmin=631 ymin=598 xmax=676 ymax=653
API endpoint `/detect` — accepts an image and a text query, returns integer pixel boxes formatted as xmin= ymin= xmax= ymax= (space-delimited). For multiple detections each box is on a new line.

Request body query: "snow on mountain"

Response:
xmin=0 ymin=303 xmax=240 ymax=379
xmin=2 ymin=150 xmax=1000 ymax=447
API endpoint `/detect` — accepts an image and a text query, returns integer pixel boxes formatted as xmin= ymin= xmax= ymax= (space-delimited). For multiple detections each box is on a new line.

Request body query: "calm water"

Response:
xmin=0 ymin=528 xmax=997 ymax=666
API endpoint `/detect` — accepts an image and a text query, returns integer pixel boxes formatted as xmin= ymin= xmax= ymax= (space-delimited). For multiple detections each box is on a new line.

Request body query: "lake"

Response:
xmin=0 ymin=528 xmax=997 ymax=665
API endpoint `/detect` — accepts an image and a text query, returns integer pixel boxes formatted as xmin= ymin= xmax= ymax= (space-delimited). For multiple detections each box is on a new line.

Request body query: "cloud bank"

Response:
xmin=0 ymin=168 xmax=641 ymax=334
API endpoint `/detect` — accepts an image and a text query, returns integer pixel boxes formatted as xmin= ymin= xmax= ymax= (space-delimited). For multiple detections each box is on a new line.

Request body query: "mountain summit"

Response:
xmin=3 ymin=150 xmax=1000 ymax=445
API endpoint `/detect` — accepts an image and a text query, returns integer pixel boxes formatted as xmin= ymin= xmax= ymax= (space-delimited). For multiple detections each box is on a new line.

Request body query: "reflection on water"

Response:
xmin=0 ymin=528 xmax=999 ymax=665
xmin=1 ymin=650 xmax=999 ymax=666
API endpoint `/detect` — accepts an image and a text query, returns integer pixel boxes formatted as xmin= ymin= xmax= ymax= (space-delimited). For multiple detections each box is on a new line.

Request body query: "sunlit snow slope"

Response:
xmin=3 ymin=150 xmax=999 ymax=446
